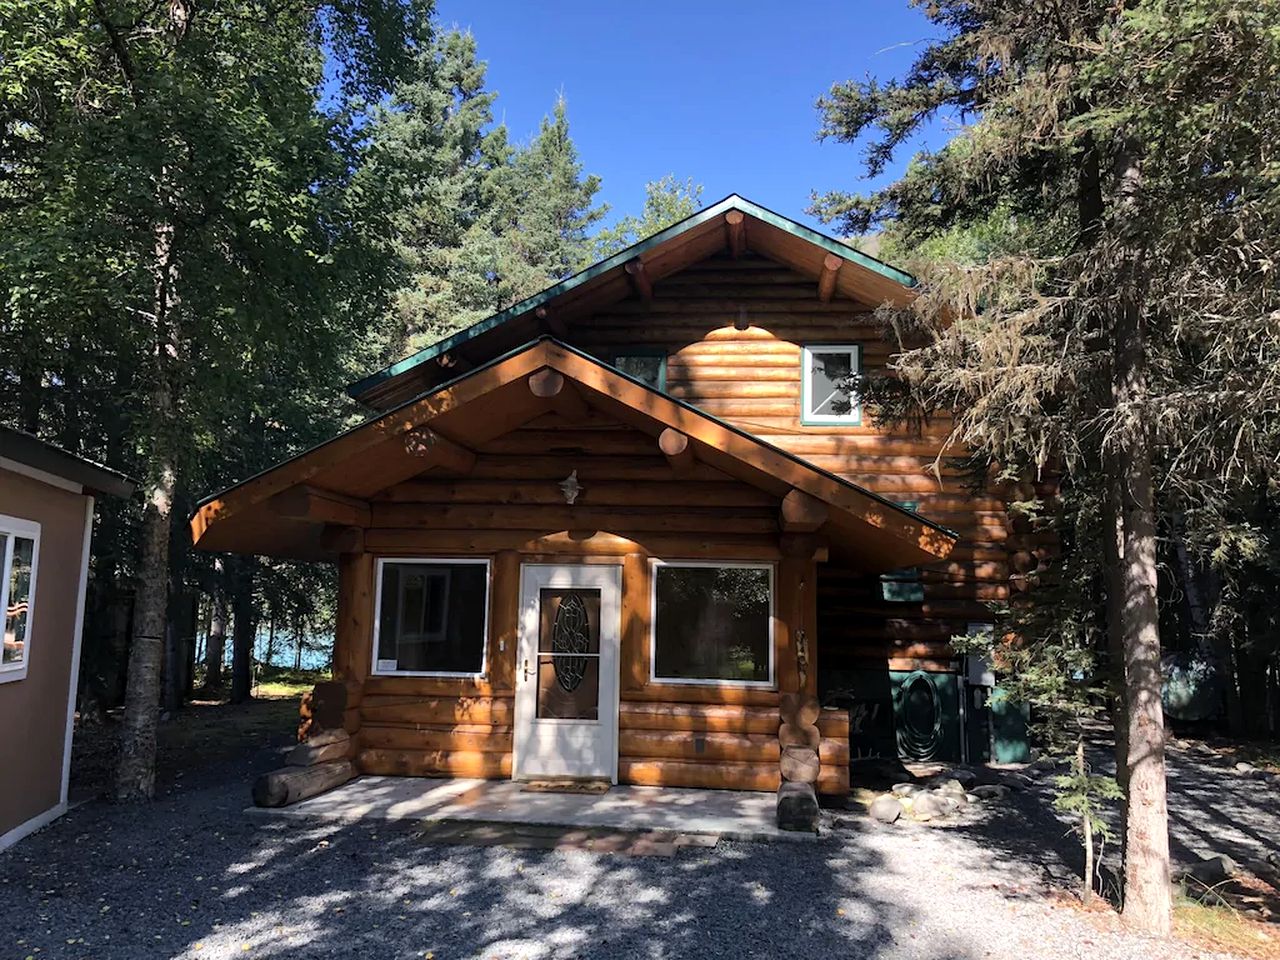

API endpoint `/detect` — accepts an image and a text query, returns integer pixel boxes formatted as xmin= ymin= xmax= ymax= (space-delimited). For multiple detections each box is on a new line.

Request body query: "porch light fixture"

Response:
xmin=559 ymin=470 xmax=583 ymax=505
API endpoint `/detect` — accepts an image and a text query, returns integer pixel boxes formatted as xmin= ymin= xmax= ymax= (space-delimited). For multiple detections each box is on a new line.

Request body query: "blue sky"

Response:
xmin=433 ymin=1 xmax=948 ymax=234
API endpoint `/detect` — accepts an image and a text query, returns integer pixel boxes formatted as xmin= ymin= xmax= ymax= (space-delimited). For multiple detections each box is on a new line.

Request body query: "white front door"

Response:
xmin=513 ymin=563 xmax=621 ymax=782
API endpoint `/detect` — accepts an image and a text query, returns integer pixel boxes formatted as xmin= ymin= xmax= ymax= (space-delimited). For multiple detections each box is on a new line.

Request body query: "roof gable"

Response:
xmin=349 ymin=195 xmax=915 ymax=411
xmin=193 ymin=338 xmax=954 ymax=569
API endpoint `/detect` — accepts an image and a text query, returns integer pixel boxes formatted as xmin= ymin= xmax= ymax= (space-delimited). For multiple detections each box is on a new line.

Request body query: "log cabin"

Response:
xmin=192 ymin=195 xmax=1028 ymax=803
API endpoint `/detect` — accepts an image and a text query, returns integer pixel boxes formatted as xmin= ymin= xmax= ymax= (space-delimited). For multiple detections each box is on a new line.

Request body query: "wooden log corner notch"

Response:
xmin=658 ymin=427 xmax=695 ymax=475
xmin=818 ymin=253 xmax=843 ymax=303
xmin=725 ymin=210 xmax=746 ymax=258
xmin=780 ymin=488 xmax=828 ymax=533
xmin=625 ymin=259 xmax=653 ymax=301
xmin=535 ymin=305 xmax=569 ymax=339
xmin=528 ymin=367 xmax=590 ymax=422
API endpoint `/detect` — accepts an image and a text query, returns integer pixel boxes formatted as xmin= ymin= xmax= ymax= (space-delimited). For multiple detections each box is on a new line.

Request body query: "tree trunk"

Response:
xmin=230 ymin=559 xmax=256 ymax=703
xmin=1111 ymin=151 xmax=1172 ymax=932
xmin=114 ymin=216 xmax=181 ymax=804
xmin=205 ymin=559 xmax=227 ymax=690
xmin=1078 ymin=738 xmax=1095 ymax=905
xmin=1102 ymin=456 xmax=1129 ymax=862
xmin=264 ymin=618 xmax=277 ymax=671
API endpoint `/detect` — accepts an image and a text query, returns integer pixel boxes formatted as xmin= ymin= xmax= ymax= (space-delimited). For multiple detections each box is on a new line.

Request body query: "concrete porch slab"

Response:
xmin=246 ymin=776 xmax=817 ymax=842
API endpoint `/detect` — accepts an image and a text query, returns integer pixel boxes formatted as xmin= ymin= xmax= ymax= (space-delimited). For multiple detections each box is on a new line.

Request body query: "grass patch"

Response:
xmin=251 ymin=666 xmax=330 ymax=700
xmin=1175 ymin=898 xmax=1278 ymax=959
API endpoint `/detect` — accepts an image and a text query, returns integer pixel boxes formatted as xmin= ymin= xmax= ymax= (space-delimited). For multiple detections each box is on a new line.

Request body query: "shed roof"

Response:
xmin=347 ymin=194 xmax=915 ymax=411
xmin=0 ymin=425 xmax=136 ymax=499
xmin=193 ymin=338 xmax=956 ymax=570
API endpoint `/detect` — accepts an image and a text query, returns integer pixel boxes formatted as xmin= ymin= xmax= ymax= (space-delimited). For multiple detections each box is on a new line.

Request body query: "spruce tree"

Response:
xmin=815 ymin=0 xmax=1280 ymax=934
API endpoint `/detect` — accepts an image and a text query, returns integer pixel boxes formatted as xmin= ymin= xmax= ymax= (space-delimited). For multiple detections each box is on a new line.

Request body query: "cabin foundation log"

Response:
xmin=252 ymin=760 xmax=356 ymax=808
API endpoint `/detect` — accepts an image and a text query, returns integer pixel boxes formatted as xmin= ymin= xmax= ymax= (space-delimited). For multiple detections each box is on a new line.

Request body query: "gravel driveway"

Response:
xmin=1 ymin=723 xmax=1268 ymax=960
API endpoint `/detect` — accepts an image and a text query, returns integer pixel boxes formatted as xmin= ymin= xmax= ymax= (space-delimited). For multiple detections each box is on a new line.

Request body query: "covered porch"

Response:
xmin=246 ymin=775 xmax=814 ymax=843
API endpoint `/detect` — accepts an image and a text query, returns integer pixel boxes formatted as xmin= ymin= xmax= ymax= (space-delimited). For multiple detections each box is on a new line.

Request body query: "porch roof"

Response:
xmin=191 ymin=338 xmax=957 ymax=569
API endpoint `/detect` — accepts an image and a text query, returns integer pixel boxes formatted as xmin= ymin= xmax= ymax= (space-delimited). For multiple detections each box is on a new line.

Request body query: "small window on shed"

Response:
xmin=802 ymin=344 xmax=861 ymax=424
xmin=612 ymin=350 xmax=666 ymax=391
xmin=881 ymin=500 xmax=925 ymax=603
xmin=0 ymin=514 xmax=40 ymax=684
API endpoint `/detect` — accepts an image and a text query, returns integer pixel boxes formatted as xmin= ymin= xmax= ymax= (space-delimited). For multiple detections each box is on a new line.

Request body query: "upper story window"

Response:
xmin=802 ymin=344 xmax=861 ymax=425
xmin=0 ymin=514 xmax=40 ymax=684
xmin=612 ymin=349 xmax=667 ymax=391
xmin=373 ymin=558 xmax=490 ymax=677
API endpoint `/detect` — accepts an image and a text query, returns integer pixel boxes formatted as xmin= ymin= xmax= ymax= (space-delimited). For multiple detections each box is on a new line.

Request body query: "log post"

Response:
xmin=817 ymin=252 xmax=843 ymax=303
xmin=776 ymin=690 xmax=822 ymax=832
xmin=725 ymin=210 xmax=746 ymax=258
xmin=252 ymin=760 xmax=356 ymax=808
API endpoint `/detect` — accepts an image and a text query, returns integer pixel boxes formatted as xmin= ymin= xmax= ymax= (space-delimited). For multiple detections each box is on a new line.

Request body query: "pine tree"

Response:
xmin=592 ymin=175 xmax=704 ymax=259
xmin=815 ymin=0 xmax=1280 ymax=934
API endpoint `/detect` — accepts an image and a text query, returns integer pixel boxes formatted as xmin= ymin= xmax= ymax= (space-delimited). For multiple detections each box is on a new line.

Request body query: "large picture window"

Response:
xmin=0 ymin=515 xmax=40 ymax=684
xmin=801 ymin=344 xmax=861 ymax=424
xmin=651 ymin=562 xmax=773 ymax=685
xmin=373 ymin=559 xmax=490 ymax=676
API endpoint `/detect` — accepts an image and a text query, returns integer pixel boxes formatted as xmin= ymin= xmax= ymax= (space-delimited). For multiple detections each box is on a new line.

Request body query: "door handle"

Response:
xmin=523 ymin=658 xmax=532 ymax=681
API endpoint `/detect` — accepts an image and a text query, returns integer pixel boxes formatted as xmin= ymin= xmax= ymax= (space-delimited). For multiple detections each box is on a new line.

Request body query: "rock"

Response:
xmin=965 ymin=793 xmax=980 ymax=803
xmin=1235 ymin=761 xmax=1255 ymax=773
xmin=911 ymin=792 xmax=945 ymax=821
xmin=948 ymin=769 xmax=979 ymax=787
xmin=776 ymin=781 xmax=820 ymax=833
xmin=935 ymin=794 xmax=962 ymax=814
xmin=891 ymin=782 xmax=920 ymax=797
xmin=971 ymin=784 xmax=1011 ymax=801
xmin=934 ymin=778 xmax=967 ymax=797
xmin=869 ymin=794 xmax=903 ymax=824
xmin=1181 ymin=854 xmax=1241 ymax=888
xmin=1244 ymin=859 xmax=1280 ymax=890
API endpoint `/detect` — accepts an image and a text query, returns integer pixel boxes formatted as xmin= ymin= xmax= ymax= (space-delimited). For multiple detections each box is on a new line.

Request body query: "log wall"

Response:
xmin=570 ymin=252 xmax=1022 ymax=673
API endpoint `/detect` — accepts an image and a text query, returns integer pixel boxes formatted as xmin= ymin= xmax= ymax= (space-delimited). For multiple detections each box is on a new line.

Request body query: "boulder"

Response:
xmin=934 ymin=778 xmax=968 ymax=797
xmin=1245 ymin=859 xmax=1280 ymax=890
xmin=971 ymin=784 xmax=1011 ymax=801
xmin=911 ymin=792 xmax=945 ymax=821
xmin=891 ymin=782 xmax=921 ymax=797
xmin=1181 ymin=854 xmax=1241 ymax=888
xmin=777 ymin=781 xmax=820 ymax=833
xmin=869 ymin=794 xmax=903 ymax=824
xmin=1234 ymin=761 xmax=1254 ymax=773
xmin=935 ymin=794 xmax=962 ymax=814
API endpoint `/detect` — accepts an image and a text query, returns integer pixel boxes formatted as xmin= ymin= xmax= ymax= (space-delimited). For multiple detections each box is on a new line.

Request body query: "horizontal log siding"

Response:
xmin=572 ymin=253 xmax=1016 ymax=669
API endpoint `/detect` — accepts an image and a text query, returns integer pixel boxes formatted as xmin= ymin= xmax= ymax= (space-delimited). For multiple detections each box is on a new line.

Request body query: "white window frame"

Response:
xmin=0 ymin=514 xmax=41 ymax=685
xmin=370 ymin=557 xmax=490 ymax=679
xmin=801 ymin=343 xmax=862 ymax=425
xmin=649 ymin=559 xmax=776 ymax=688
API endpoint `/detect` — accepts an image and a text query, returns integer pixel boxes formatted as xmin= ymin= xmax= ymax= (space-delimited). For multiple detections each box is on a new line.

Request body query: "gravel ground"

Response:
xmin=2 ymin=711 xmax=1273 ymax=960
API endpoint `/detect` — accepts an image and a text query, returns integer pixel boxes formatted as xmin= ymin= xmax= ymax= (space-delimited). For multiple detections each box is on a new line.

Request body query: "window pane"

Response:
xmin=536 ymin=589 xmax=601 ymax=719
xmin=3 ymin=536 xmax=34 ymax=666
xmin=807 ymin=348 xmax=857 ymax=418
xmin=377 ymin=562 xmax=487 ymax=673
xmin=615 ymin=354 xmax=664 ymax=390
xmin=654 ymin=566 xmax=770 ymax=682
xmin=881 ymin=569 xmax=924 ymax=603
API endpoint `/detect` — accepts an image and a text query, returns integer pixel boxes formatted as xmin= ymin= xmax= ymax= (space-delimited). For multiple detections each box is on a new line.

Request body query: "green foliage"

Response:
xmin=592 ymin=175 xmax=704 ymax=259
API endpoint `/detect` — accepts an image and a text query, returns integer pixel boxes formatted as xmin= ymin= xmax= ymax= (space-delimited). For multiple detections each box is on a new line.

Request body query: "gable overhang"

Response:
xmin=192 ymin=339 xmax=956 ymax=570
xmin=347 ymin=194 xmax=917 ymax=412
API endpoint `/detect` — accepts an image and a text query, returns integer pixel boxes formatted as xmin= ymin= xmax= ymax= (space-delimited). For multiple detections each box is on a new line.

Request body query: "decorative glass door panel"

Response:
xmin=536 ymin=589 xmax=601 ymax=720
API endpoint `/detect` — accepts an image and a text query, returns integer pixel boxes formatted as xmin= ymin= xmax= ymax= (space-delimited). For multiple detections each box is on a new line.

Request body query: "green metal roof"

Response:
xmin=346 ymin=194 xmax=916 ymax=401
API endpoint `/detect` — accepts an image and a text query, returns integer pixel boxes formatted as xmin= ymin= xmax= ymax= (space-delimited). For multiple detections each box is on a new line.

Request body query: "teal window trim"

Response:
xmin=611 ymin=348 xmax=668 ymax=392
xmin=800 ymin=343 xmax=862 ymax=426
xmin=882 ymin=499 xmax=924 ymax=602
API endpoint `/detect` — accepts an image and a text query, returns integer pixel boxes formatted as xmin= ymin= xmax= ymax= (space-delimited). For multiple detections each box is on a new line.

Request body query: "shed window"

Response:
xmin=802 ymin=344 xmax=861 ymax=424
xmin=373 ymin=559 xmax=489 ymax=676
xmin=0 ymin=515 xmax=40 ymax=684
xmin=651 ymin=562 xmax=773 ymax=685
xmin=612 ymin=350 xmax=666 ymax=391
